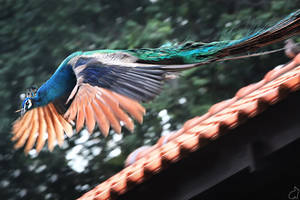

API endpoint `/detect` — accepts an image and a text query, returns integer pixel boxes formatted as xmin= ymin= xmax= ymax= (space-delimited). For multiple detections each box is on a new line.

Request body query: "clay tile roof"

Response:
xmin=77 ymin=54 xmax=300 ymax=200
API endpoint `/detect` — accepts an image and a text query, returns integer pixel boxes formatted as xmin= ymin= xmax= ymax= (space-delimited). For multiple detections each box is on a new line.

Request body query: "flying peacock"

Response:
xmin=12 ymin=10 xmax=300 ymax=153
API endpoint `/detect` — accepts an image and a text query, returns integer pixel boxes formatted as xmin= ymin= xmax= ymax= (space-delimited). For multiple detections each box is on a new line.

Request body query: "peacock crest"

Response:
xmin=25 ymin=86 xmax=38 ymax=98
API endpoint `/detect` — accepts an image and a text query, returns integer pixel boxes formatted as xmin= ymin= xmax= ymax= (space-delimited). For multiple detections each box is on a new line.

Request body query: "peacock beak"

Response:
xmin=15 ymin=109 xmax=22 ymax=113
xmin=15 ymin=108 xmax=25 ymax=116
xmin=15 ymin=109 xmax=25 ymax=117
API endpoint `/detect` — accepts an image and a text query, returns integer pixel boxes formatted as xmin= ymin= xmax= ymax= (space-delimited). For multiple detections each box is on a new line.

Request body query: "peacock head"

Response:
xmin=21 ymin=97 xmax=34 ymax=115
xmin=17 ymin=86 xmax=38 ymax=116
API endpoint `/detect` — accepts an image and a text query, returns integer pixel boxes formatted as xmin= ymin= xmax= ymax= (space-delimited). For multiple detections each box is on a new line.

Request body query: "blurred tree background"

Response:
xmin=0 ymin=0 xmax=298 ymax=199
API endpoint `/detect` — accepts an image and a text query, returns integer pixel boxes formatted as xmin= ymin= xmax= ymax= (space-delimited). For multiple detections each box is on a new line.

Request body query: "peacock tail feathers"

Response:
xmin=125 ymin=9 xmax=300 ymax=65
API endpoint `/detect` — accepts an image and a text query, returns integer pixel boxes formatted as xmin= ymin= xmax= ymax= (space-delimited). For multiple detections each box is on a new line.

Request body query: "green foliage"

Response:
xmin=0 ymin=0 xmax=298 ymax=199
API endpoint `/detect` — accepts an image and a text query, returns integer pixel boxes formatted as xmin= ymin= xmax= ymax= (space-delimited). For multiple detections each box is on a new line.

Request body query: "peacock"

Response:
xmin=12 ymin=10 xmax=300 ymax=154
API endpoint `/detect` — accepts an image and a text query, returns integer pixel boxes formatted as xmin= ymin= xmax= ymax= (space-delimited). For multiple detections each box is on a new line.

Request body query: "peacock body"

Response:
xmin=12 ymin=10 xmax=300 ymax=153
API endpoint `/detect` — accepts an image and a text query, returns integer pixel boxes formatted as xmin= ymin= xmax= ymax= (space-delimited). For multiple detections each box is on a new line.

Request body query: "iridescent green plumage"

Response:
xmin=123 ymin=9 xmax=300 ymax=64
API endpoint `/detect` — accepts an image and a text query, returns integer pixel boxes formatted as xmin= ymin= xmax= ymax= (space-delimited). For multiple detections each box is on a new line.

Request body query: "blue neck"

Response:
xmin=34 ymin=51 xmax=82 ymax=107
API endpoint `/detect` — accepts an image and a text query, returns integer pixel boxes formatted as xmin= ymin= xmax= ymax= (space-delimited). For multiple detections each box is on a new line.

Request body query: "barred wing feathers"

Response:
xmin=66 ymin=56 xmax=174 ymax=136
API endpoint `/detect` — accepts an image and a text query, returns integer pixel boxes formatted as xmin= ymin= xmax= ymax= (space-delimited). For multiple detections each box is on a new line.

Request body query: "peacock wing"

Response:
xmin=12 ymin=103 xmax=73 ymax=153
xmin=66 ymin=54 xmax=177 ymax=136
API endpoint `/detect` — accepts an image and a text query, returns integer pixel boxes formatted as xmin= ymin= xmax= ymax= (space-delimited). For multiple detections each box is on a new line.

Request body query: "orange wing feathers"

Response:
xmin=12 ymin=103 xmax=73 ymax=153
xmin=12 ymin=84 xmax=146 ymax=153
xmin=64 ymin=83 xmax=145 ymax=135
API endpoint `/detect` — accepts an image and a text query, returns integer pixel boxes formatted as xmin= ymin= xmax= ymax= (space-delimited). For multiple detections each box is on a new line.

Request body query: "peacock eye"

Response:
xmin=25 ymin=99 xmax=32 ymax=109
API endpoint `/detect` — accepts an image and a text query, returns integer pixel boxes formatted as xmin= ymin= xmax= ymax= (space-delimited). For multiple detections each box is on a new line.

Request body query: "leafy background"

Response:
xmin=0 ymin=0 xmax=298 ymax=199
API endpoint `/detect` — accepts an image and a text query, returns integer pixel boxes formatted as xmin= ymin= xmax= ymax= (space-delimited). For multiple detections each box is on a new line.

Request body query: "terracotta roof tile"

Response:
xmin=160 ymin=141 xmax=181 ymax=162
xmin=124 ymin=146 xmax=153 ymax=167
xmin=77 ymin=54 xmax=300 ymax=200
